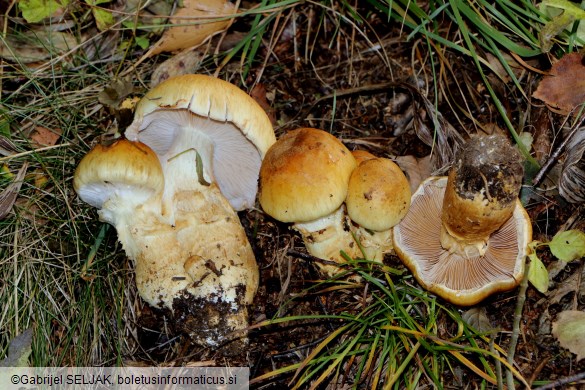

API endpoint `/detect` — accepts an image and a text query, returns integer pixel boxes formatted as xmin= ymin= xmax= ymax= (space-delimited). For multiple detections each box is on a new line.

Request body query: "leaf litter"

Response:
xmin=533 ymin=52 xmax=585 ymax=115
xmin=1 ymin=1 xmax=585 ymax=387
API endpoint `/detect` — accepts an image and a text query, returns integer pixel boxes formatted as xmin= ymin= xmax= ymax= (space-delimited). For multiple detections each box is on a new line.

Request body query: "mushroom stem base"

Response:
xmin=294 ymin=206 xmax=362 ymax=276
xmin=351 ymin=226 xmax=393 ymax=263
xmin=439 ymin=225 xmax=488 ymax=258
xmin=113 ymin=184 xmax=258 ymax=354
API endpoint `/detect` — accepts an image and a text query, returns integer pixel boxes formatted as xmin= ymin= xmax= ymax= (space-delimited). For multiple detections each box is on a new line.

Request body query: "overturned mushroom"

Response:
xmin=126 ymin=74 xmax=276 ymax=215
xmin=393 ymin=135 xmax=531 ymax=306
xmin=259 ymin=127 xmax=360 ymax=276
xmin=346 ymin=151 xmax=411 ymax=262
xmin=75 ymin=74 xmax=276 ymax=353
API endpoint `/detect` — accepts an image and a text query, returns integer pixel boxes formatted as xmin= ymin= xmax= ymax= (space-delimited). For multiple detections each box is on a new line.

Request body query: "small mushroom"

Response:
xmin=75 ymin=74 xmax=276 ymax=353
xmin=346 ymin=152 xmax=411 ymax=262
xmin=74 ymin=139 xmax=164 ymax=229
xmin=259 ymin=127 xmax=360 ymax=275
xmin=393 ymin=135 xmax=532 ymax=306
xmin=351 ymin=149 xmax=377 ymax=165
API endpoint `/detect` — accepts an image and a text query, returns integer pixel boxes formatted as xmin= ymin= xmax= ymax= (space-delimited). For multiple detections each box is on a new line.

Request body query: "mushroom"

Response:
xmin=73 ymin=139 xmax=164 ymax=231
xmin=259 ymin=127 xmax=360 ymax=276
xmin=346 ymin=151 xmax=411 ymax=262
xmin=75 ymin=74 xmax=276 ymax=353
xmin=392 ymin=135 xmax=532 ymax=306
xmin=125 ymin=74 xmax=276 ymax=217
xmin=351 ymin=149 xmax=377 ymax=165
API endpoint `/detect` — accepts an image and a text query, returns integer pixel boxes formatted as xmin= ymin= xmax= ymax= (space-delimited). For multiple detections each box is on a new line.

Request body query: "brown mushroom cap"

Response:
xmin=393 ymin=176 xmax=531 ymax=306
xmin=346 ymin=157 xmax=411 ymax=231
xmin=259 ymin=128 xmax=357 ymax=223
xmin=351 ymin=150 xmax=376 ymax=165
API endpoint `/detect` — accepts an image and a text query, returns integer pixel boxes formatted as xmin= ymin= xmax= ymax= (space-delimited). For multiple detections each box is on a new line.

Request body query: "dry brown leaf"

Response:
xmin=0 ymin=163 xmax=28 ymax=220
xmin=394 ymin=155 xmax=432 ymax=193
xmin=29 ymin=126 xmax=62 ymax=148
xmin=150 ymin=48 xmax=204 ymax=88
xmin=462 ymin=307 xmax=493 ymax=333
xmin=0 ymin=328 xmax=33 ymax=367
xmin=250 ymin=83 xmax=277 ymax=125
xmin=98 ymin=79 xmax=135 ymax=110
xmin=552 ymin=310 xmax=585 ymax=361
xmin=533 ymin=53 xmax=585 ymax=115
xmin=149 ymin=0 xmax=235 ymax=56
xmin=545 ymin=268 xmax=581 ymax=305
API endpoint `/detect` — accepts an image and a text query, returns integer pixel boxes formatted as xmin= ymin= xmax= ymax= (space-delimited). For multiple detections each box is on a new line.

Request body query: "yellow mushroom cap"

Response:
xmin=73 ymin=140 xmax=164 ymax=209
xmin=346 ymin=157 xmax=411 ymax=231
xmin=259 ymin=128 xmax=357 ymax=223
xmin=130 ymin=74 xmax=275 ymax=157
xmin=351 ymin=150 xmax=376 ymax=165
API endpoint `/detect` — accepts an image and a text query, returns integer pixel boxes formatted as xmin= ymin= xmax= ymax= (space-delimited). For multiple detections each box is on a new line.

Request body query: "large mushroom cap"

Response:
xmin=73 ymin=140 xmax=164 ymax=211
xmin=259 ymin=127 xmax=357 ymax=223
xmin=393 ymin=176 xmax=532 ymax=306
xmin=125 ymin=74 xmax=276 ymax=210
xmin=346 ymin=157 xmax=411 ymax=231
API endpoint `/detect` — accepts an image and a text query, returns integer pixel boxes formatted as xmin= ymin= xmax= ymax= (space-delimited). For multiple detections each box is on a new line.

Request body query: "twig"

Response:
xmin=506 ymin=259 xmax=531 ymax=390
xmin=531 ymin=371 xmax=585 ymax=390
xmin=295 ymin=81 xmax=404 ymax=123
xmin=490 ymin=336 xmax=504 ymax=390
xmin=532 ymin=108 xmax=585 ymax=186
xmin=286 ymin=249 xmax=350 ymax=269
xmin=270 ymin=335 xmax=330 ymax=359
xmin=0 ymin=143 xmax=72 ymax=163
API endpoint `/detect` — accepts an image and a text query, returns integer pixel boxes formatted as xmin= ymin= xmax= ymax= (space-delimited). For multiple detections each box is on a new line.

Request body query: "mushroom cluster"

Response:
xmin=393 ymin=135 xmax=532 ymax=305
xmin=259 ymin=127 xmax=411 ymax=275
xmin=74 ymin=74 xmax=276 ymax=353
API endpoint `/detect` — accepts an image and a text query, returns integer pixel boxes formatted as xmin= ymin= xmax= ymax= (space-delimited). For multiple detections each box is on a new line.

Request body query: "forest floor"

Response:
xmin=1 ymin=1 xmax=585 ymax=388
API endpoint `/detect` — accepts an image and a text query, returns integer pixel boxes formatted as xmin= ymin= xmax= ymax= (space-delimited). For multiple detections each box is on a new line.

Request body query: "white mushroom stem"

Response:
xmin=94 ymin=145 xmax=258 ymax=349
xmin=139 ymin=148 xmax=258 ymax=348
xmin=160 ymin=133 xmax=215 ymax=226
xmin=293 ymin=206 xmax=362 ymax=276
xmin=440 ymin=224 xmax=489 ymax=258
xmin=349 ymin=226 xmax=393 ymax=263
xmin=124 ymin=183 xmax=257 ymax=348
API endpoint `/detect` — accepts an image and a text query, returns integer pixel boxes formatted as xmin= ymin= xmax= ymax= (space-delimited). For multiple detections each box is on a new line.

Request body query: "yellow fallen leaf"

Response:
xmin=149 ymin=0 xmax=235 ymax=56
